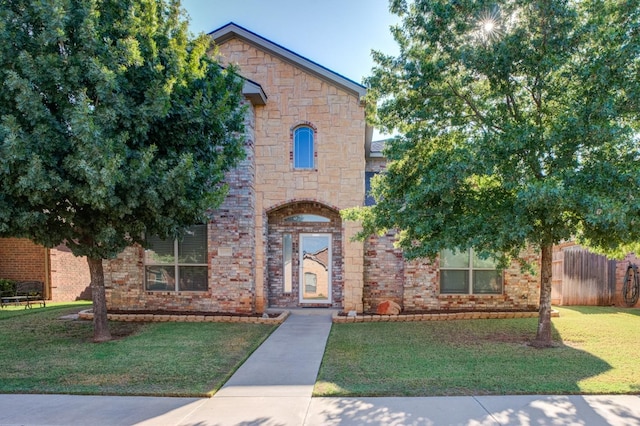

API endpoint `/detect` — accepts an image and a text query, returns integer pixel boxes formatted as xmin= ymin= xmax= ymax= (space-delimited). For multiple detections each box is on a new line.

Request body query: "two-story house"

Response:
xmin=1 ymin=23 xmax=545 ymax=314
xmin=101 ymin=23 xmax=541 ymax=314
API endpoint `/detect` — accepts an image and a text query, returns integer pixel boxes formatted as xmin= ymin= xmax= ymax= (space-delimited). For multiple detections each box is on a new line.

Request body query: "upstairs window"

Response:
xmin=145 ymin=225 xmax=208 ymax=292
xmin=293 ymin=126 xmax=314 ymax=169
xmin=365 ymin=171 xmax=378 ymax=206
xmin=440 ymin=248 xmax=503 ymax=294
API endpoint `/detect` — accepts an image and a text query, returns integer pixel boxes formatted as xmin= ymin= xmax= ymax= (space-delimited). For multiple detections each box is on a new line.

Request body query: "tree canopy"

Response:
xmin=0 ymin=0 xmax=246 ymax=340
xmin=346 ymin=0 xmax=640 ymax=346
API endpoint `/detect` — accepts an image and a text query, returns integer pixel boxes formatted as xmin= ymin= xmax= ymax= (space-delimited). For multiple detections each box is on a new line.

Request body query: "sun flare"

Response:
xmin=475 ymin=8 xmax=503 ymax=43
xmin=482 ymin=19 xmax=496 ymax=33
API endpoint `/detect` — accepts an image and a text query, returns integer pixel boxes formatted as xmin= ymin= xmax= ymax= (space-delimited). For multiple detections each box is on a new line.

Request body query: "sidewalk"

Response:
xmin=0 ymin=309 xmax=639 ymax=425
xmin=1 ymin=393 xmax=638 ymax=425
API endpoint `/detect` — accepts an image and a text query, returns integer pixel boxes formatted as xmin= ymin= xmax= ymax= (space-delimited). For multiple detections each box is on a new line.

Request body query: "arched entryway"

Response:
xmin=266 ymin=201 xmax=343 ymax=308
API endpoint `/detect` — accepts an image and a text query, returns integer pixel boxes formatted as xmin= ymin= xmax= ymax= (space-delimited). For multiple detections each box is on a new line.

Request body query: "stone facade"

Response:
xmin=213 ymin=26 xmax=366 ymax=313
xmin=101 ymin=22 xmax=369 ymax=313
xmin=1 ymin=23 xmax=550 ymax=314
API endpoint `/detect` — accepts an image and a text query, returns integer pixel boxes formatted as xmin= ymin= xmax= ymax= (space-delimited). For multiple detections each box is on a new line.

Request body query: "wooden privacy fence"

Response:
xmin=552 ymin=248 xmax=616 ymax=306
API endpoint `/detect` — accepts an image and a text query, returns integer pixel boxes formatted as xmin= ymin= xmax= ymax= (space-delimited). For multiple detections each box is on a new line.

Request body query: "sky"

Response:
xmin=181 ymin=0 xmax=400 ymax=86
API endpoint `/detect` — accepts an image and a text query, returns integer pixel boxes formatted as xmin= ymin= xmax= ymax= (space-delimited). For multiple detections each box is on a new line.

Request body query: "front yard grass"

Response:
xmin=0 ymin=302 xmax=276 ymax=396
xmin=315 ymin=306 xmax=640 ymax=396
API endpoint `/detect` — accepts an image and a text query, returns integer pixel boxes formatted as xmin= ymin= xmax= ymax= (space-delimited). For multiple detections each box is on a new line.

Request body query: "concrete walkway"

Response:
xmin=193 ymin=308 xmax=335 ymax=424
xmin=1 ymin=309 xmax=639 ymax=425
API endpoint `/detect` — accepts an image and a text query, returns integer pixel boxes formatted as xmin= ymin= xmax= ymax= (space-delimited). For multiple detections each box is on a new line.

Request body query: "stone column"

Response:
xmin=342 ymin=220 xmax=364 ymax=313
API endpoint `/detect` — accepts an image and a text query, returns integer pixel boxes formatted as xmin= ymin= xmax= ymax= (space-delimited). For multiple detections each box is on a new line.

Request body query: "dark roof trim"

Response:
xmin=210 ymin=22 xmax=367 ymax=99
xmin=242 ymin=78 xmax=267 ymax=106
xmin=219 ymin=63 xmax=267 ymax=106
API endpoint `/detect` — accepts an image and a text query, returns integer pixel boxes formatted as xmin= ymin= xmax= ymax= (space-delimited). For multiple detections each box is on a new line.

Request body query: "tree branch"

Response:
xmin=447 ymin=82 xmax=504 ymax=133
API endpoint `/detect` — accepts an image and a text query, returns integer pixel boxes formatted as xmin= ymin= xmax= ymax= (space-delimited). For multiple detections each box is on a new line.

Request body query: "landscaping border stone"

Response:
xmin=332 ymin=310 xmax=559 ymax=323
xmin=78 ymin=309 xmax=289 ymax=325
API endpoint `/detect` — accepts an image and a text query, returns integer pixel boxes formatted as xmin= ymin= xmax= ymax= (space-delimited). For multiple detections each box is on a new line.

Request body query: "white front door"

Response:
xmin=299 ymin=234 xmax=331 ymax=304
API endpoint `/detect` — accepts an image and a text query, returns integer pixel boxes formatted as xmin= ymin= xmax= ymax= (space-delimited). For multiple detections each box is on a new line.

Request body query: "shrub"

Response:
xmin=0 ymin=278 xmax=16 ymax=295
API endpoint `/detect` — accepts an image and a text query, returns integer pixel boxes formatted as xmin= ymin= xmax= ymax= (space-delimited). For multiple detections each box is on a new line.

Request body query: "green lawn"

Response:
xmin=3 ymin=304 xmax=638 ymax=397
xmin=0 ymin=302 xmax=276 ymax=396
xmin=315 ymin=306 xmax=640 ymax=396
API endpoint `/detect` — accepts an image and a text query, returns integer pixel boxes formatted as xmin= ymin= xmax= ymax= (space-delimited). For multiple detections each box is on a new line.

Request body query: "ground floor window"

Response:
xmin=144 ymin=224 xmax=208 ymax=291
xmin=283 ymin=234 xmax=292 ymax=293
xmin=440 ymin=248 xmax=502 ymax=294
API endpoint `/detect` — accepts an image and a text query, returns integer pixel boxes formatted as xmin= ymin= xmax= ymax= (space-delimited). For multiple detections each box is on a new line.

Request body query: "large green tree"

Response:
xmin=348 ymin=0 xmax=640 ymax=346
xmin=0 ymin=0 xmax=245 ymax=341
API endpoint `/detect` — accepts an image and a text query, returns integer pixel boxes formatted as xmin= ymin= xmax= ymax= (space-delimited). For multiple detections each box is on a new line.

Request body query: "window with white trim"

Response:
xmin=293 ymin=126 xmax=314 ymax=169
xmin=145 ymin=224 xmax=208 ymax=291
xmin=283 ymin=233 xmax=292 ymax=293
xmin=439 ymin=248 xmax=503 ymax=294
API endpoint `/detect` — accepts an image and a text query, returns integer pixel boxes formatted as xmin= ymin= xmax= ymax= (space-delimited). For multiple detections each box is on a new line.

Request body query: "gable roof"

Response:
xmin=209 ymin=22 xmax=367 ymax=99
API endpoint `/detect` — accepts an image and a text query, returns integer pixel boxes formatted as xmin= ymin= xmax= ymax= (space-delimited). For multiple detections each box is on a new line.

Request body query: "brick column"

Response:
xmin=208 ymin=102 xmax=257 ymax=313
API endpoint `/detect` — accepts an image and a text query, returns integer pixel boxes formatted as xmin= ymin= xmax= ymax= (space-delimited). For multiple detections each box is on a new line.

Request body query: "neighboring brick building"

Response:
xmin=0 ymin=238 xmax=48 ymax=290
xmin=1 ymin=23 xmax=550 ymax=313
xmin=0 ymin=239 xmax=91 ymax=301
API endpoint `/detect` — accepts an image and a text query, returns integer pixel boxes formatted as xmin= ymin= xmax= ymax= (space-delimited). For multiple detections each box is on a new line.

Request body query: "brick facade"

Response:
xmin=364 ymin=233 xmax=540 ymax=313
xmin=103 ymin=102 xmax=258 ymax=314
xmin=5 ymin=24 xmax=551 ymax=315
xmin=267 ymin=202 xmax=343 ymax=308
xmin=49 ymin=245 xmax=91 ymax=301
xmin=363 ymin=233 xmax=404 ymax=312
xmin=0 ymin=238 xmax=93 ymax=302
xmin=0 ymin=238 xmax=47 ymax=291
xmin=207 ymin=100 xmax=257 ymax=313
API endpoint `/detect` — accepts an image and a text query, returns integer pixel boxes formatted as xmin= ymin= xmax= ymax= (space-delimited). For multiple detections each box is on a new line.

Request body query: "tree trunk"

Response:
xmin=87 ymin=257 xmax=112 ymax=342
xmin=531 ymin=243 xmax=553 ymax=348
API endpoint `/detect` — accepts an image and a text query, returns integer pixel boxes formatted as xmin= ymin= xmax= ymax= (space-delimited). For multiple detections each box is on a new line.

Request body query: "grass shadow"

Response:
xmin=0 ymin=303 xmax=277 ymax=396
xmin=316 ymin=311 xmax=621 ymax=397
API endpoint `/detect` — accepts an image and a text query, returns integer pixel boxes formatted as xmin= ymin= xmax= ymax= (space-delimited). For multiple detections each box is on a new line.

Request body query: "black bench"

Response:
xmin=0 ymin=281 xmax=46 ymax=309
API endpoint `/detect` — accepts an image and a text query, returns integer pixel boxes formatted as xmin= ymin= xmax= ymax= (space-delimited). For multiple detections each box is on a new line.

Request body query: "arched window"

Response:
xmin=283 ymin=214 xmax=330 ymax=223
xmin=293 ymin=126 xmax=314 ymax=169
